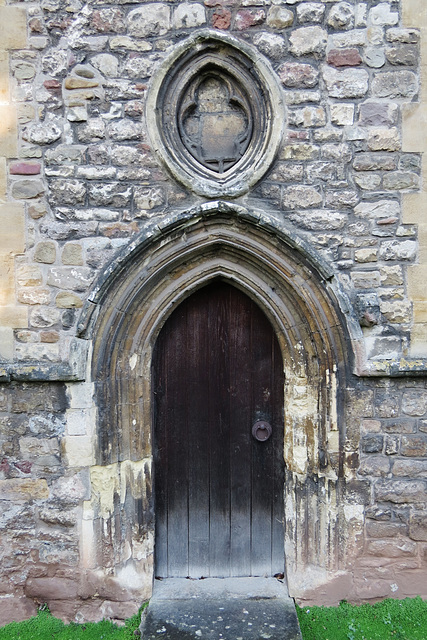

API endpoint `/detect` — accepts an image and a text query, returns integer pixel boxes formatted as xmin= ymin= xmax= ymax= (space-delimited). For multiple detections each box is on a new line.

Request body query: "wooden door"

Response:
xmin=153 ymin=281 xmax=284 ymax=578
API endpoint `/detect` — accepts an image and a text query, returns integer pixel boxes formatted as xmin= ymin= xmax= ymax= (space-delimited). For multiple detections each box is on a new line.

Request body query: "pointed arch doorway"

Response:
xmin=152 ymin=280 xmax=285 ymax=579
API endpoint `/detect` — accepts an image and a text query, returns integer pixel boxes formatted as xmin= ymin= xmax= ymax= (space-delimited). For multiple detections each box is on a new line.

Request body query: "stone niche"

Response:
xmin=146 ymin=30 xmax=285 ymax=197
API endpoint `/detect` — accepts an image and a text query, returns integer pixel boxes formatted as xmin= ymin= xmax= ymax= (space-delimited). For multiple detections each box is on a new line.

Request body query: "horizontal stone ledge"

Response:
xmin=0 ymin=338 xmax=88 ymax=382
xmin=358 ymin=357 xmax=427 ymax=378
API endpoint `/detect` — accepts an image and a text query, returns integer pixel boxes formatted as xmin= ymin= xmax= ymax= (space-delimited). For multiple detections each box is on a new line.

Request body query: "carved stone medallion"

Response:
xmin=146 ymin=30 xmax=285 ymax=198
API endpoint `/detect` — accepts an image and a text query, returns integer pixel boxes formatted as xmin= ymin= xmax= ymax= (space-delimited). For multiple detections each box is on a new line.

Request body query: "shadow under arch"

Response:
xmin=80 ymin=201 xmax=362 ymax=592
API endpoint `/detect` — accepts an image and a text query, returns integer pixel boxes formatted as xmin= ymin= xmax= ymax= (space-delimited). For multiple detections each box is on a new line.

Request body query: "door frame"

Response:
xmin=152 ymin=280 xmax=286 ymax=578
xmin=86 ymin=203 xmax=352 ymax=599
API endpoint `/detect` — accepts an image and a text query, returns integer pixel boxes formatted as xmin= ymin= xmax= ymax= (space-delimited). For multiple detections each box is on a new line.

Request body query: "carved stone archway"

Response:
xmin=79 ymin=202 xmax=361 ymax=599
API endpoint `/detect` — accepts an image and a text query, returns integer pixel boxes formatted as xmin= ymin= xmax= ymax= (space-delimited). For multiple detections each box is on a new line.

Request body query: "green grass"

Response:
xmin=296 ymin=597 xmax=427 ymax=640
xmin=1 ymin=598 xmax=427 ymax=639
xmin=0 ymin=606 xmax=144 ymax=640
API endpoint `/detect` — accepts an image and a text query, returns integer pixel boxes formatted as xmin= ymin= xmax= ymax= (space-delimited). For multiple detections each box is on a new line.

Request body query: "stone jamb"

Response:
xmin=402 ymin=0 xmax=427 ymax=355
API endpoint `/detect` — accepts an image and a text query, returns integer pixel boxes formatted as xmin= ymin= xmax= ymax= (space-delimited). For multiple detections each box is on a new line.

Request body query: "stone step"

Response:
xmin=139 ymin=578 xmax=303 ymax=640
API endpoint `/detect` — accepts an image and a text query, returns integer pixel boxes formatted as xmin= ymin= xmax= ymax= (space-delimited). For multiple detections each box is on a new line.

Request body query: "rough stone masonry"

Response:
xmin=0 ymin=0 xmax=427 ymax=627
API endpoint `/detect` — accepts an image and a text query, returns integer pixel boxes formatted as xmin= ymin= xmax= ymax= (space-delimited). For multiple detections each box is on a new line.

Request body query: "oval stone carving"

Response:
xmin=180 ymin=73 xmax=252 ymax=174
xmin=146 ymin=30 xmax=285 ymax=198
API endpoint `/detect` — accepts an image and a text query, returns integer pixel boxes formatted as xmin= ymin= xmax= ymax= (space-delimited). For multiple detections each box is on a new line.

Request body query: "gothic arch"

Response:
xmin=79 ymin=202 xmax=361 ymax=592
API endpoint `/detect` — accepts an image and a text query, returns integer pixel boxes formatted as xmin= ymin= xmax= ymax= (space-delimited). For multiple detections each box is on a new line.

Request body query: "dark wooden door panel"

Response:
xmin=153 ymin=281 xmax=284 ymax=578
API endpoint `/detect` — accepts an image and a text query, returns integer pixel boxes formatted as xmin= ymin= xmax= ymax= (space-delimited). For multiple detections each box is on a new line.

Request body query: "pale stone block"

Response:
xmin=63 ymin=436 xmax=95 ymax=467
xmin=0 ymin=254 xmax=15 ymax=305
xmin=0 ymin=52 xmax=9 ymax=103
xmin=67 ymin=382 xmax=95 ymax=409
xmin=0 ymin=104 xmax=18 ymax=157
xmin=330 ymin=103 xmax=354 ymax=125
xmin=402 ymin=192 xmax=426 ymax=224
xmin=0 ymin=7 xmax=27 ymax=50
xmin=0 ymin=156 xmax=6 ymax=202
xmin=408 ymin=265 xmax=427 ymax=301
xmin=0 ymin=203 xmax=26 ymax=253
xmin=410 ymin=324 xmax=427 ymax=357
xmin=0 ymin=326 xmax=13 ymax=359
xmin=67 ymin=409 xmax=90 ymax=436
xmin=413 ymin=302 xmax=427 ymax=324
xmin=0 ymin=304 xmax=27 ymax=327
xmin=402 ymin=102 xmax=427 ymax=152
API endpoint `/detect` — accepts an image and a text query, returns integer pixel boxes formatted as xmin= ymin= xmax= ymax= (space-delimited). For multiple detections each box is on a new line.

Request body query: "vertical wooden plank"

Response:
xmin=187 ymin=289 xmax=210 ymax=577
xmin=229 ymin=286 xmax=252 ymax=576
xmin=208 ymin=284 xmax=231 ymax=576
xmin=165 ymin=307 xmax=189 ymax=577
xmin=250 ymin=301 xmax=275 ymax=576
xmin=153 ymin=333 xmax=168 ymax=576
xmin=271 ymin=336 xmax=285 ymax=575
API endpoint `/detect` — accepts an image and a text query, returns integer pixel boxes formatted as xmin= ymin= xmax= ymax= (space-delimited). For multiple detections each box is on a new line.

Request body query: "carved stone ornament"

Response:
xmin=146 ymin=30 xmax=286 ymax=198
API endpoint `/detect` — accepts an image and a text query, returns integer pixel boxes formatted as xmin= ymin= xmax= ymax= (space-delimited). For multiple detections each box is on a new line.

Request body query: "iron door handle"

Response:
xmin=252 ymin=420 xmax=272 ymax=442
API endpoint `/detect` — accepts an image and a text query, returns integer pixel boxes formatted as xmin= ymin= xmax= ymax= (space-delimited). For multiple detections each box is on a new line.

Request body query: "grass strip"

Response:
xmin=0 ymin=606 xmax=143 ymax=640
xmin=296 ymin=597 xmax=427 ymax=640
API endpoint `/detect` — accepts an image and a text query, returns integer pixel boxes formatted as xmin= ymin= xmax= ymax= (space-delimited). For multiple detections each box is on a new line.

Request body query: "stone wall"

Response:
xmin=0 ymin=0 xmax=426 ymax=626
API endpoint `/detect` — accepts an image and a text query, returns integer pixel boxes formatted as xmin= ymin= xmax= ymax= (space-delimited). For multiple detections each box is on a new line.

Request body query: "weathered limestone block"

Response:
xmin=252 ymin=32 xmax=287 ymax=61
xmin=33 ymin=241 xmax=56 ymax=265
xmin=51 ymin=472 xmax=91 ymax=503
xmin=88 ymin=183 xmax=131 ymax=207
xmin=287 ymin=209 xmax=346 ymax=230
xmin=351 ymin=271 xmax=381 ymax=288
xmin=17 ymin=288 xmax=51 ymax=305
xmin=278 ymin=62 xmax=319 ymax=88
xmin=379 ymin=300 xmax=412 ymax=324
xmin=386 ymin=28 xmax=420 ymax=44
xmin=297 ymin=3 xmax=325 ymax=24
xmin=107 ymin=119 xmax=143 ymax=141
xmin=127 ymin=5 xmax=171 ymax=38
xmin=49 ymin=180 xmax=87 ymax=206
xmin=288 ymin=106 xmax=326 ymax=127
xmin=355 ymin=199 xmax=400 ymax=220
xmin=327 ymin=2 xmax=354 ymax=31
xmin=402 ymin=391 xmax=427 ymax=417
xmin=47 ymin=267 xmax=95 ymax=292
xmin=359 ymin=101 xmax=398 ymax=127
xmin=375 ymin=479 xmax=426 ymax=503
xmin=173 ymin=3 xmax=206 ymax=29
xmin=367 ymin=128 xmax=400 ymax=152
xmin=16 ymin=265 xmax=43 ymax=287
xmin=11 ymin=180 xmax=44 ymax=200
xmin=266 ymin=6 xmax=294 ymax=29
xmin=358 ymin=456 xmax=390 ymax=477
xmin=382 ymin=172 xmax=419 ymax=191
xmin=386 ymin=45 xmax=418 ymax=66
xmin=22 ymin=119 xmax=62 ymax=145
xmin=372 ymin=71 xmax=418 ymax=99
xmin=369 ymin=3 xmax=399 ymax=27
xmin=55 ymin=292 xmax=83 ymax=309
xmin=76 ymin=119 xmax=106 ymax=143
xmin=280 ymin=143 xmax=319 ymax=160
xmin=28 ymin=413 xmax=65 ymax=436
xmin=323 ymin=66 xmax=369 ymax=98
xmin=62 ymin=243 xmax=83 ymax=266
xmin=0 ymin=478 xmax=49 ymax=501
xmin=379 ymin=240 xmax=417 ymax=261
xmin=289 ymin=26 xmax=327 ymax=59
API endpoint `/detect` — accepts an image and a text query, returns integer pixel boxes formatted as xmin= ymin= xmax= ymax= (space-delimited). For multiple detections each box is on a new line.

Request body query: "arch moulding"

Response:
xmin=75 ymin=202 xmax=371 ymax=600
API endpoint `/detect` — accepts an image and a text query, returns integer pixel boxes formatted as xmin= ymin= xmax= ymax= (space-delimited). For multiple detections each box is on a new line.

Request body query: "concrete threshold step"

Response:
xmin=139 ymin=577 xmax=303 ymax=640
